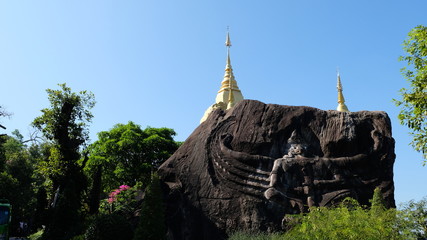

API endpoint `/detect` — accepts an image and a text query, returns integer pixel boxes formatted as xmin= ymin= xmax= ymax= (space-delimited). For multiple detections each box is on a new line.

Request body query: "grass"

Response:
xmin=28 ymin=229 xmax=43 ymax=240
xmin=228 ymin=231 xmax=283 ymax=240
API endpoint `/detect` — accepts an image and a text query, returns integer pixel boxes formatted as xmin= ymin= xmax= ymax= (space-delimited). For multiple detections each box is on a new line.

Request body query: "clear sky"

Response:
xmin=0 ymin=1 xmax=426 ymax=205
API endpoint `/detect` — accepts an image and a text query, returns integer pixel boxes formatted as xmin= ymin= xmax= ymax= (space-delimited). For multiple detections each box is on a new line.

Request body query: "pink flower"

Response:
xmin=107 ymin=185 xmax=131 ymax=204
xmin=119 ymin=185 xmax=130 ymax=190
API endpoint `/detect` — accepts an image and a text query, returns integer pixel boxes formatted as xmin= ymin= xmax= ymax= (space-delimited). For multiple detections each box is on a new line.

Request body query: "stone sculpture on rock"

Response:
xmin=265 ymin=129 xmax=371 ymax=212
xmin=159 ymin=100 xmax=395 ymax=240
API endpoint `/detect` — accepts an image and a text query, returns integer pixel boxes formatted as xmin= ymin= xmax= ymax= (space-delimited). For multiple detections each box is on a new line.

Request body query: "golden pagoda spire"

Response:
xmin=200 ymin=29 xmax=244 ymax=123
xmin=218 ymin=29 xmax=242 ymax=109
xmin=336 ymin=71 xmax=350 ymax=112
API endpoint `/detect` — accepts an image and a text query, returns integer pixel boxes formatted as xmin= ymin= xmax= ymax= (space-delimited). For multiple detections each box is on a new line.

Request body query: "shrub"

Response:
xmin=228 ymin=231 xmax=282 ymax=240
xmin=283 ymin=195 xmax=402 ymax=240
xmin=133 ymin=173 xmax=165 ymax=240
xmin=84 ymin=213 xmax=133 ymax=240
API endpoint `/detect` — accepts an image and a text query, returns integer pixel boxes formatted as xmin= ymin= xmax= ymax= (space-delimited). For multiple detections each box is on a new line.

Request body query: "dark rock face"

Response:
xmin=158 ymin=100 xmax=395 ymax=240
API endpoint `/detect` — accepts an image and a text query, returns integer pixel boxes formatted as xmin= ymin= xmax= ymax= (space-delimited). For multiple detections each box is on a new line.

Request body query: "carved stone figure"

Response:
xmin=264 ymin=130 xmax=370 ymax=213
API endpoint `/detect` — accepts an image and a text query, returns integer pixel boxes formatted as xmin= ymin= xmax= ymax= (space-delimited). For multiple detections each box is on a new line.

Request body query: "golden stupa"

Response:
xmin=200 ymin=32 xmax=244 ymax=123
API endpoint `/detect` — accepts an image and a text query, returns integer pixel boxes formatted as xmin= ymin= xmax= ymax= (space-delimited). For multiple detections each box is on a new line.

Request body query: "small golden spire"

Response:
xmin=218 ymin=30 xmax=241 ymax=97
xmin=336 ymin=71 xmax=350 ymax=112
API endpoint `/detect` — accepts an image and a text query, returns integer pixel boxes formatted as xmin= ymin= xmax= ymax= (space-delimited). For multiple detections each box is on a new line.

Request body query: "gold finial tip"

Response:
xmin=225 ymin=31 xmax=232 ymax=47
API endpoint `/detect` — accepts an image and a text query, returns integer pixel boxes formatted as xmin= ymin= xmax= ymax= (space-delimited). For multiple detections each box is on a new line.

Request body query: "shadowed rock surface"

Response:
xmin=158 ymin=100 xmax=395 ymax=240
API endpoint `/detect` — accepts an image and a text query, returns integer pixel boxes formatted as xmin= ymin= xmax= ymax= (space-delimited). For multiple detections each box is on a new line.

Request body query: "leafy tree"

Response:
xmin=395 ymin=25 xmax=427 ymax=163
xmin=397 ymin=197 xmax=427 ymax=239
xmin=32 ymin=83 xmax=95 ymax=240
xmin=0 ymin=105 xmax=11 ymax=130
xmin=86 ymin=121 xmax=178 ymax=193
xmin=0 ymin=132 xmax=39 ymax=236
xmin=0 ymin=106 xmax=11 ymax=169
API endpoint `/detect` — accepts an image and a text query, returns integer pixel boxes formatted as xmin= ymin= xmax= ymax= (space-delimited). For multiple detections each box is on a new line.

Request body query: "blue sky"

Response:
xmin=0 ymin=1 xmax=426 ymax=204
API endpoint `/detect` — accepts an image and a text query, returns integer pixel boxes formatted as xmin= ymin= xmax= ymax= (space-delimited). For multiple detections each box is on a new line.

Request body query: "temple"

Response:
xmin=200 ymin=32 xmax=244 ymax=123
xmin=336 ymin=71 xmax=350 ymax=112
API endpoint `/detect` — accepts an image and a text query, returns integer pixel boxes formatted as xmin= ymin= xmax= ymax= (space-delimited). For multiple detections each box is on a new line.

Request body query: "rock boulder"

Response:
xmin=158 ymin=100 xmax=395 ymax=240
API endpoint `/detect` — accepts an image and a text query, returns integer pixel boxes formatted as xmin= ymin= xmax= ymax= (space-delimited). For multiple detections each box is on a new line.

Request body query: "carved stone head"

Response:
xmin=285 ymin=130 xmax=308 ymax=157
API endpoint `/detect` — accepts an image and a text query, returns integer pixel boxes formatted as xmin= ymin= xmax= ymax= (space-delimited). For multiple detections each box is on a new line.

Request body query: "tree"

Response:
xmin=395 ymin=25 xmax=427 ymax=163
xmin=397 ymin=197 xmax=427 ymax=239
xmin=32 ymin=83 xmax=95 ymax=240
xmin=86 ymin=121 xmax=178 ymax=193
xmin=0 ymin=105 xmax=11 ymax=131
xmin=0 ymin=131 xmax=41 ymax=237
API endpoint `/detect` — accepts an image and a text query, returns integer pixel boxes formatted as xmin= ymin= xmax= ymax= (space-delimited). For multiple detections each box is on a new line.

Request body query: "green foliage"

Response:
xmin=133 ymin=173 xmax=166 ymax=240
xmin=28 ymin=229 xmax=44 ymax=240
xmin=32 ymin=83 xmax=95 ymax=184
xmin=395 ymin=25 xmax=427 ymax=163
xmin=370 ymin=187 xmax=386 ymax=213
xmin=33 ymin=83 xmax=95 ymax=147
xmin=86 ymin=121 xmax=178 ymax=192
xmin=397 ymin=197 xmax=427 ymax=238
xmin=42 ymin=178 xmax=86 ymax=240
xmin=0 ymin=136 xmax=6 ymax=170
xmin=70 ymin=235 xmax=85 ymax=240
xmin=32 ymin=83 xmax=95 ymax=240
xmin=228 ymin=231 xmax=282 ymax=240
xmin=98 ymin=184 xmax=139 ymax=216
xmin=283 ymin=197 xmax=404 ymax=240
xmin=0 ymin=132 xmax=39 ymax=236
xmin=84 ymin=213 xmax=133 ymax=240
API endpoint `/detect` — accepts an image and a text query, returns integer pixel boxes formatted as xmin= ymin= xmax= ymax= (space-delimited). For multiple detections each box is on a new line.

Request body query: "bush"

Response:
xmin=70 ymin=235 xmax=84 ymax=240
xmin=133 ymin=173 xmax=165 ymax=240
xmin=84 ymin=213 xmax=133 ymax=240
xmin=228 ymin=231 xmax=282 ymax=240
xmin=99 ymin=184 xmax=139 ymax=215
xmin=283 ymin=195 xmax=403 ymax=240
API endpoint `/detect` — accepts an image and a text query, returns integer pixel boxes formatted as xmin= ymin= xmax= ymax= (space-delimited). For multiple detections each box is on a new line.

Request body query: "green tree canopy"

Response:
xmin=396 ymin=25 xmax=427 ymax=163
xmin=86 ymin=121 xmax=179 ymax=192
xmin=0 ymin=131 xmax=39 ymax=236
xmin=32 ymin=83 xmax=95 ymax=186
xmin=397 ymin=197 xmax=427 ymax=239
xmin=32 ymin=83 xmax=95 ymax=240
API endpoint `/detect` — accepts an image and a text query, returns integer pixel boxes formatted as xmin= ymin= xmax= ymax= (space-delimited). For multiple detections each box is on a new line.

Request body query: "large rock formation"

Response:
xmin=158 ymin=100 xmax=395 ymax=240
